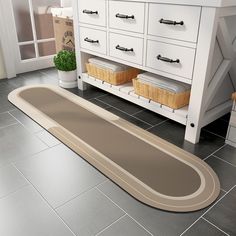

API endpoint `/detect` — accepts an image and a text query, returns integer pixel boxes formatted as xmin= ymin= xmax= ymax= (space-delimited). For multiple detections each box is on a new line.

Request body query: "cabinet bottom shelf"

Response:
xmin=82 ymin=73 xmax=188 ymax=125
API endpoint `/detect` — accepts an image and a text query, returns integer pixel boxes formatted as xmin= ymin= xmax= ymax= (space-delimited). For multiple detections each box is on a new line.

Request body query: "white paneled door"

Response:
xmin=0 ymin=0 xmax=60 ymax=77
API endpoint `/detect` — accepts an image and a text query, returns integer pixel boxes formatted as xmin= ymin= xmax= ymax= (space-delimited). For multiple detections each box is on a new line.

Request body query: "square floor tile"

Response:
xmin=9 ymin=109 xmax=43 ymax=133
xmin=9 ymin=71 xmax=58 ymax=87
xmin=40 ymin=68 xmax=58 ymax=79
xmin=203 ymin=118 xmax=229 ymax=138
xmin=98 ymin=181 xmax=209 ymax=236
xmin=182 ymin=218 xmax=226 ymax=236
xmin=0 ymin=95 xmax=15 ymax=113
xmin=133 ymin=109 xmax=168 ymax=126
xmin=105 ymin=107 xmax=151 ymax=130
xmin=15 ymin=144 xmax=107 ymax=208
xmin=204 ymin=187 xmax=236 ymax=236
xmin=36 ymin=130 xmax=60 ymax=147
xmin=149 ymin=120 xmax=225 ymax=159
xmin=0 ymin=124 xmax=47 ymax=167
xmin=0 ymin=80 xmax=17 ymax=95
xmin=0 ymin=186 xmax=74 ymax=236
xmin=67 ymin=86 xmax=107 ymax=100
xmin=98 ymin=215 xmax=151 ymax=236
xmin=206 ymin=156 xmax=236 ymax=191
xmin=57 ymin=188 xmax=124 ymax=236
xmin=0 ymin=112 xmax=17 ymax=129
xmin=0 ymin=165 xmax=28 ymax=198
xmin=214 ymin=145 xmax=236 ymax=166
xmin=89 ymin=98 xmax=111 ymax=109
xmin=97 ymin=94 xmax=143 ymax=115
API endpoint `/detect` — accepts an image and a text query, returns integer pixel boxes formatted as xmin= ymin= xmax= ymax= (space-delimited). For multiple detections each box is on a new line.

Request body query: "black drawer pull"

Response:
xmin=159 ymin=18 xmax=184 ymax=26
xmin=83 ymin=10 xmax=98 ymax=15
xmin=116 ymin=45 xmax=134 ymax=52
xmin=84 ymin=37 xmax=99 ymax=44
xmin=115 ymin=13 xmax=135 ymax=19
xmin=157 ymin=55 xmax=180 ymax=63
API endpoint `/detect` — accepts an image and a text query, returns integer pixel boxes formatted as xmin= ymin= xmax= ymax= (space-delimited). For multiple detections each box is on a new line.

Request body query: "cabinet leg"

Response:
xmin=185 ymin=121 xmax=201 ymax=144
xmin=77 ymin=74 xmax=87 ymax=91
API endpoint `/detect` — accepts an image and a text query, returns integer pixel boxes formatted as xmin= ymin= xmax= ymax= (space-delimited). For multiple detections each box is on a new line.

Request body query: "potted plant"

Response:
xmin=54 ymin=50 xmax=78 ymax=88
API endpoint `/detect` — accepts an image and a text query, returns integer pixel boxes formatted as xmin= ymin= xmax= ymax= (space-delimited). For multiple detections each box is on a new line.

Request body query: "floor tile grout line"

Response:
xmin=96 ymin=98 xmax=156 ymax=127
xmin=0 ymin=122 xmax=18 ymax=130
xmin=131 ymin=108 xmax=146 ymax=116
xmin=54 ymin=179 xmax=109 ymax=210
xmin=7 ymin=111 xmax=43 ymax=134
xmin=203 ymin=143 xmax=227 ymax=161
xmin=201 ymin=217 xmax=230 ymax=236
xmin=212 ymin=154 xmax=236 ymax=168
xmin=145 ymin=118 xmax=169 ymax=131
xmin=89 ymin=93 xmax=109 ymax=101
xmin=13 ymin=164 xmax=77 ymax=236
xmin=10 ymin=144 xmax=53 ymax=167
xmin=179 ymin=185 xmax=236 ymax=236
xmin=0 ymin=183 xmax=30 ymax=201
xmin=96 ymin=187 xmax=154 ymax=236
xmin=220 ymin=188 xmax=227 ymax=193
xmin=203 ymin=128 xmax=226 ymax=140
xmin=95 ymin=214 xmax=127 ymax=236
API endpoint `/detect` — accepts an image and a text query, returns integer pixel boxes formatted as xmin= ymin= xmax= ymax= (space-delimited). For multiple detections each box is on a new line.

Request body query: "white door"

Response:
xmin=0 ymin=0 xmax=60 ymax=78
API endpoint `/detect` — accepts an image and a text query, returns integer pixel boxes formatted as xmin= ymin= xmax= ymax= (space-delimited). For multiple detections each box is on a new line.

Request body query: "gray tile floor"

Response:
xmin=0 ymin=68 xmax=235 ymax=236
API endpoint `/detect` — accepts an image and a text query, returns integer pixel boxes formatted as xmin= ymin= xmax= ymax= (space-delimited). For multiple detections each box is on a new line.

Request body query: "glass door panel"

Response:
xmin=19 ymin=44 xmax=36 ymax=60
xmin=11 ymin=0 xmax=60 ymax=63
xmin=33 ymin=0 xmax=60 ymax=40
xmin=12 ymin=0 xmax=34 ymax=42
xmin=38 ymin=41 xmax=56 ymax=56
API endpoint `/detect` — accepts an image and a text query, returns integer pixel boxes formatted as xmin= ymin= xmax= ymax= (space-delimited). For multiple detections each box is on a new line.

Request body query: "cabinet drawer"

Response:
xmin=146 ymin=40 xmax=195 ymax=79
xmin=109 ymin=33 xmax=143 ymax=65
xmin=80 ymin=27 xmax=107 ymax=55
xmin=148 ymin=4 xmax=201 ymax=42
xmin=78 ymin=0 xmax=106 ymax=27
xmin=109 ymin=1 xmax=145 ymax=34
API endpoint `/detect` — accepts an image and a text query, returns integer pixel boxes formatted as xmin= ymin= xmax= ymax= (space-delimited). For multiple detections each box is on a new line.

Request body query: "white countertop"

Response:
xmin=112 ymin=0 xmax=236 ymax=7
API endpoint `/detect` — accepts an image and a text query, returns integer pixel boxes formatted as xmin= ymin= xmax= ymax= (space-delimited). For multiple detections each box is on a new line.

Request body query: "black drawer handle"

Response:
xmin=159 ymin=18 xmax=184 ymax=26
xmin=84 ymin=37 xmax=99 ymax=44
xmin=116 ymin=45 xmax=134 ymax=52
xmin=157 ymin=55 xmax=180 ymax=63
xmin=83 ymin=10 xmax=98 ymax=15
xmin=115 ymin=13 xmax=134 ymax=19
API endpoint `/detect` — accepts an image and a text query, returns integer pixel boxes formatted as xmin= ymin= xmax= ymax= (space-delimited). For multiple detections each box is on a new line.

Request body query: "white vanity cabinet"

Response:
xmin=73 ymin=0 xmax=236 ymax=144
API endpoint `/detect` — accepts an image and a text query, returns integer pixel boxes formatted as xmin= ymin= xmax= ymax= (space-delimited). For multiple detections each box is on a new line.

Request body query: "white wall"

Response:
xmin=0 ymin=43 xmax=6 ymax=79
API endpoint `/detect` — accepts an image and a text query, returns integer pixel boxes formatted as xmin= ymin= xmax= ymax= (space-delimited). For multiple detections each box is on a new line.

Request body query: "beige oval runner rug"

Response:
xmin=8 ymin=85 xmax=220 ymax=212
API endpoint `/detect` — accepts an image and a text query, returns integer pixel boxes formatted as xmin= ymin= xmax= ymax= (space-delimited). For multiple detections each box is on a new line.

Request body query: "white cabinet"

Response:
xmin=146 ymin=40 xmax=195 ymax=79
xmin=75 ymin=0 xmax=236 ymax=144
xmin=148 ymin=4 xmax=201 ymax=43
xmin=109 ymin=1 xmax=145 ymax=34
xmin=109 ymin=33 xmax=143 ymax=65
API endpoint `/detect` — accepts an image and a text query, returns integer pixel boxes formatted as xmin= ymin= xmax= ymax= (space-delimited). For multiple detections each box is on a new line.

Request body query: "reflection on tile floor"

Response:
xmin=0 ymin=68 xmax=235 ymax=236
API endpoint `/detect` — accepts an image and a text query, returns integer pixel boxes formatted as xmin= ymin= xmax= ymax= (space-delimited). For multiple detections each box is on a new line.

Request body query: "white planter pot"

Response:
xmin=58 ymin=70 xmax=78 ymax=88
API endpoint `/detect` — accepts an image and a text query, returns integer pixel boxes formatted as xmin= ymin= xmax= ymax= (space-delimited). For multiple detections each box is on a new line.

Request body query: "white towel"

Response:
xmin=137 ymin=72 xmax=190 ymax=93
xmin=88 ymin=57 xmax=129 ymax=72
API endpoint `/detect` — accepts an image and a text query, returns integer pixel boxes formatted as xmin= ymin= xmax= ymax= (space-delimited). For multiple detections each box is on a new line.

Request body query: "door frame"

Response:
xmin=0 ymin=0 xmax=55 ymax=79
xmin=0 ymin=0 xmax=18 ymax=78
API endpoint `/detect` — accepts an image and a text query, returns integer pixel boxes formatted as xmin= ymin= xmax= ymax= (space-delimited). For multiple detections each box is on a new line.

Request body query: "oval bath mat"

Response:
xmin=8 ymin=85 xmax=220 ymax=212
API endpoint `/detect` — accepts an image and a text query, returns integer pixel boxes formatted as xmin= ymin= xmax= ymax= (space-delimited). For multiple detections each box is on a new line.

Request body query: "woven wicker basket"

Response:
xmin=86 ymin=63 xmax=140 ymax=85
xmin=133 ymin=78 xmax=190 ymax=109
